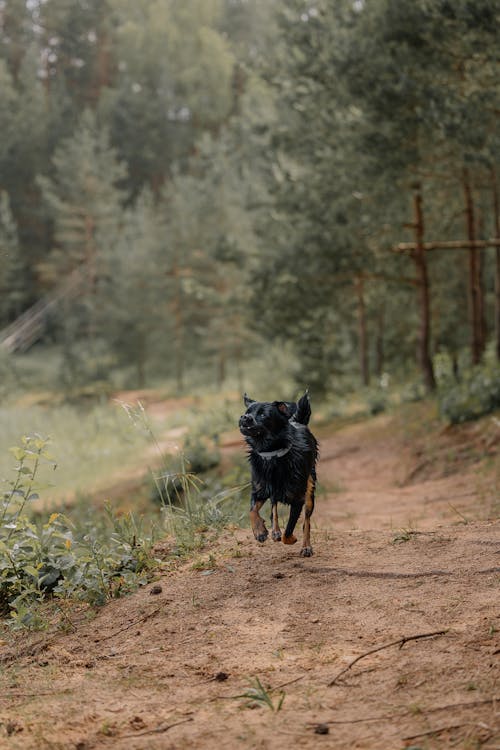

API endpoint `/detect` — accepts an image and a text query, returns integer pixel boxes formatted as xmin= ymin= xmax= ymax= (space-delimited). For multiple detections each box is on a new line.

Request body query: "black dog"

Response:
xmin=239 ymin=392 xmax=319 ymax=556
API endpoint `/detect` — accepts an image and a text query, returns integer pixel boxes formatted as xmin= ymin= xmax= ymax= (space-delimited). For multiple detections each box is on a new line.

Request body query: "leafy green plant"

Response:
xmin=365 ymin=388 xmax=388 ymax=416
xmin=233 ymin=677 xmax=285 ymax=712
xmin=438 ymin=358 xmax=500 ymax=424
xmin=0 ymin=436 xmax=157 ymax=628
xmin=119 ymin=399 xmax=248 ymax=549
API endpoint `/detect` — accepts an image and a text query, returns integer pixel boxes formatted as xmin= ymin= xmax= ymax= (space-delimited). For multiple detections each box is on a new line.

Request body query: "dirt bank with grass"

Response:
xmin=0 ymin=404 xmax=499 ymax=749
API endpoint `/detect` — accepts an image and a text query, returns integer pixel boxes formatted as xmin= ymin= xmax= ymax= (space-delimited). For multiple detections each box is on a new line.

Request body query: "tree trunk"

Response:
xmin=136 ymin=340 xmax=146 ymax=388
xmin=217 ymin=348 xmax=226 ymax=390
xmin=462 ymin=167 xmax=484 ymax=364
xmin=492 ymin=167 xmax=500 ymax=361
xmin=354 ymin=275 xmax=370 ymax=386
xmin=375 ymin=303 xmax=385 ymax=378
xmin=172 ymin=264 xmax=184 ymax=394
xmin=412 ymin=187 xmax=436 ymax=391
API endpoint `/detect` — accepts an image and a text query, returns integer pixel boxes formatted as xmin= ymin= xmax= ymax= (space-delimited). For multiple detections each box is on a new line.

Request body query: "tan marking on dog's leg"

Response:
xmin=271 ymin=504 xmax=282 ymax=541
xmin=250 ymin=500 xmax=268 ymax=542
xmin=300 ymin=475 xmax=315 ymax=557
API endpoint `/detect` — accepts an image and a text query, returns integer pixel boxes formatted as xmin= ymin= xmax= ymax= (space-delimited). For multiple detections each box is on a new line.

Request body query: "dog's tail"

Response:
xmin=293 ymin=391 xmax=311 ymax=425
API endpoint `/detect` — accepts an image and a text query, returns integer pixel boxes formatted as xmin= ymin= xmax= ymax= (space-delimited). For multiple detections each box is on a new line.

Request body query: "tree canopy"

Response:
xmin=0 ymin=0 xmax=499 ymax=392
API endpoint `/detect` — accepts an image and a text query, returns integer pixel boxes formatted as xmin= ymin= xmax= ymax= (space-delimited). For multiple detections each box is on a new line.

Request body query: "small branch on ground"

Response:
xmin=120 ymin=716 xmax=193 ymax=739
xmin=307 ymin=696 xmax=499 ymax=727
xmin=403 ymin=722 xmax=488 ymax=741
xmin=97 ymin=603 xmax=168 ymax=642
xmin=328 ymin=630 xmax=449 ymax=686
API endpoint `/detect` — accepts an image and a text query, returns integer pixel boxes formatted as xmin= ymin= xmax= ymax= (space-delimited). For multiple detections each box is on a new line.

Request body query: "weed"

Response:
xmin=0 ymin=436 xmax=157 ymax=628
xmin=233 ymin=677 xmax=285 ymax=712
xmin=438 ymin=354 xmax=500 ymax=424
xmin=191 ymin=554 xmax=217 ymax=571
xmin=408 ymin=703 xmax=423 ymax=715
xmin=392 ymin=528 xmax=416 ymax=544
xmin=447 ymin=503 xmax=470 ymax=524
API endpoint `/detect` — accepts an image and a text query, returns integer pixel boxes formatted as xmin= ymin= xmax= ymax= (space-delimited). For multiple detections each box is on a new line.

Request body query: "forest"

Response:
xmin=0 ymin=0 xmax=498 ymax=403
xmin=1 ymin=3 xmax=499 ymax=748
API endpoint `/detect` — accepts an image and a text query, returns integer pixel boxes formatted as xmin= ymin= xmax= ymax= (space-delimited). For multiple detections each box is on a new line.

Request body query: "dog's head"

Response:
xmin=239 ymin=394 xmax=296 ymax=441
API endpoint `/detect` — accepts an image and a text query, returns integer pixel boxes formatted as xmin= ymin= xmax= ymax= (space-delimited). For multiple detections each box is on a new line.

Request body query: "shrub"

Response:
xmin=438 ymin=360 xmax=500 ymax=424
xmin=365 ymin=388 xmax=388 ymax=416
xmin=0 ymin=436 xmax=156 ymax=628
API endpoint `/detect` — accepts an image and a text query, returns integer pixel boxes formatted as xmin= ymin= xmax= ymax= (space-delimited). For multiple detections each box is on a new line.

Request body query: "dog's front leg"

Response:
xmin=283 ymin=503 xmax=302 ymax=545
xmin=250 ymin=492 xmax=268 ymax=543
xmin=300 ymin=474 xmax=315 ymax=557
xmin=270 ymin=502 xmax=282 ymax=541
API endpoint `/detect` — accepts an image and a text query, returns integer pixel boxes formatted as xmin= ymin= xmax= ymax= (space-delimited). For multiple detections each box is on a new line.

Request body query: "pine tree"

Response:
xmin=0 ymin=191 xmax=25 ymax=324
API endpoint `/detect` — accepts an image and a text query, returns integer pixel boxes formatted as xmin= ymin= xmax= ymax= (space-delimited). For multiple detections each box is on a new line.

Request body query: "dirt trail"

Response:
xmin=1 ymin=411 xmax=499 ymax=749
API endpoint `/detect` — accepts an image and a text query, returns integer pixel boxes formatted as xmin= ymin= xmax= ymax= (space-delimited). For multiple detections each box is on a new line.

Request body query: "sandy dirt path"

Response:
xmin=0 ymin=411 xmax=498 ymax=749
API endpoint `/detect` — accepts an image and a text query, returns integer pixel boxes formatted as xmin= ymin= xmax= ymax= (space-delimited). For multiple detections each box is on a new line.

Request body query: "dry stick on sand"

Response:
xmin=403 ymin=722 xmax=489 ymax=742
xmin=120 ymin=717 xmax=194 ymax=739
xmin=328 ymin=629 xmax=448 ymax=687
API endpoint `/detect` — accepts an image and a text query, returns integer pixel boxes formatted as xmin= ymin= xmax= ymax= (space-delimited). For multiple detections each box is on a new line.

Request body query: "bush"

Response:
xmin=439 ymin=360 xmax=500 ymax=424
xmin=365 ymin=388 xmax=388 ymax=416
xmin=0 ymin=436 xmax=156 ymax=628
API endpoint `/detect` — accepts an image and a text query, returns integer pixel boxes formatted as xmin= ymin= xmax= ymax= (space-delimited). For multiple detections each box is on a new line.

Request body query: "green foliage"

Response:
xmin=438 ymin=359 xmax=500 ymax=424
xmin=1 ymin=0 xmax=500 ymax=394
xmin=233 ymin=677 xmax=286 ymax=712
xmin=364 ymin=387 xmax=389 ymax=416
xmin=0 ymin=436 xmax=156 ymax=628
xmin=0 ymin=190 xmax=26 ymax=323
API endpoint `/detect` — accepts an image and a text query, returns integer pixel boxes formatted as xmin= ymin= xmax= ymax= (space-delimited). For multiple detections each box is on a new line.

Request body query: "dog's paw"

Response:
xmin=272 ymin=530 xmax=282 ymax=542
xmin=282 ymin=534 xmax=297 ymax=545
xmin=300 ymin=546 xmax=313 ymax=557
xmin=254 ymin=528 xmax=268 ymax=543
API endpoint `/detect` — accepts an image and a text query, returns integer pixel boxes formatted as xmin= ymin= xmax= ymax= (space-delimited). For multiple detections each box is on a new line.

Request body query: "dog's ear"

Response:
xmin=243 ymin=393 xmax=255 ymax=407
xmin=295 ymin=390 xmax=311 ymax=425
xmin=273 ymin=401 xmax=292 ymax=417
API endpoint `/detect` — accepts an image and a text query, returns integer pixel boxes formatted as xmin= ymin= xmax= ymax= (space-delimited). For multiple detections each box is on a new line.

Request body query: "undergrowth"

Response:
xmin=119 ymin=400 xmax=249 ymax=553
xmin=0 ymin=435 xmax=157 ymax=628
xmin=438 ymin=355 xmax=500 ymax=424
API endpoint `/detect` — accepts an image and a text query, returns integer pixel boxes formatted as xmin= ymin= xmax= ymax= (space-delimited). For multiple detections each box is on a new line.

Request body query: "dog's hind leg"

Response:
xmin=250 ymin=493 xmax=268 ymax=543
xmin=270 ymin=502 xmax=282 ymax=541
xmin=283 ymin=503 xmax=302 ymax=545
xmin=300 ymin=474 xmax=316 ymax=557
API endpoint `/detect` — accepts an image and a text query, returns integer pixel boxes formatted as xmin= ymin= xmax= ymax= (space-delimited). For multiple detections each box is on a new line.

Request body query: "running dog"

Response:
xmin=239 ymin=392 xmax=318 ymax=556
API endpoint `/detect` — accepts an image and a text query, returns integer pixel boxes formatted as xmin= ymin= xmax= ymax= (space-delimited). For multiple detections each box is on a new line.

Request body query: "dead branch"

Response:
xmin=120 ymin=717 xmax=193 ymax=739
xmin=311 ymin=697 xmax=499 ymax=727
xmin=304 ymin=566 xmax=452 ymax=579
xmin=328 ymin=630 xmax=448 ymax=686
xmin=97 ymin=603 xmax=167 ymax=642
xmin=423 ymin=697 xmax=499 ymax=714
xmin=403 ymin=722 xmax=486 ymax=741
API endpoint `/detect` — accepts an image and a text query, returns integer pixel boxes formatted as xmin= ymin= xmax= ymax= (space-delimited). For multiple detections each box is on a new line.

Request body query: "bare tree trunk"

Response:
xmin=217 ymin=348 xmax=226 ymax=390
xmin=84 ymin=214 xmax=96 ymax=341
xmin=462 ymin=167 xmax=484 ymax=364
xmin=492 ymin=167 xmax=500 ymax=361
xmin=172 ymin=264 xmax=184 ymax=394
xmin=375 ymin=303 xmax=385 ymax=378
xmin=136 ymin=339 xmax=146 ymax=388
xmin=412 ymin=187 xmax=436 ymax=391
xmin=354 ymin=275 xmax=370 ymax=386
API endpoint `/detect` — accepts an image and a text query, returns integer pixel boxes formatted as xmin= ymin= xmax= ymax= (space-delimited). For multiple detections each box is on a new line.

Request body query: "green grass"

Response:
xmin=0 ymin=401 xmax=153 ymax=503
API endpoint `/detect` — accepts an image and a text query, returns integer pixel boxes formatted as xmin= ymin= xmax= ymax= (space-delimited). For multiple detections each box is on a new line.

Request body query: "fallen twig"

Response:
xmin=420 ymin=697 xmax=499 ymax=714
xmin=272 ymin=674 xmax=307 ymax=691
xmin=328 ymin=629 xmax=448 ymax=686
xmin=307 ymin=696 xmax=499 ymax=727
xmin=97 ymin=603 xmax=167 ymax=642
xmin=307 ymin=715 xmax=392 ymax=726
xmin=119 ymin=716 xmax=193 ymax=739
xmin=403 ymin=722 xmax=481 ymax=741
